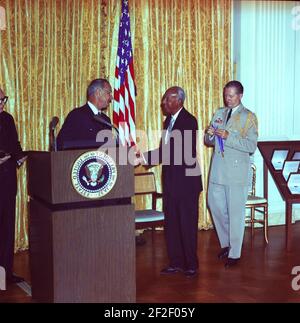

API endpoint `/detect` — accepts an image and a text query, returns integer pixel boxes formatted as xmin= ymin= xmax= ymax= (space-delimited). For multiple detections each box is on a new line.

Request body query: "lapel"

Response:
xmin=81 ymin=103 xmax=95 ymax=119
xmin=101 ymin=111 xmax=111 ymax=123
xmin=171 ymin=107 xmax=185 ymax=130
xmin=164 ymin=115 xmax=172 ymax=130
xmin=162 ymin=108 xmax=184 ymax=146
xmin=83 ymin=103 xmax=110 ymax=123
xmin=221 ymin=109 xmax=227 ymax=128
xmin=225 ymin=104 xmax=244 ymax=129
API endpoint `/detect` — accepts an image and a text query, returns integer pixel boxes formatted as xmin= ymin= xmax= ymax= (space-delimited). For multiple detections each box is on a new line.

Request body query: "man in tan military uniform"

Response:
xmin=205 ymin=81 xmax=258 ymax=268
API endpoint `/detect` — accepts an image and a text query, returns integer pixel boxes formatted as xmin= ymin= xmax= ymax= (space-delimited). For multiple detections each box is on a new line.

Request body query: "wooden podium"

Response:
xmin=27 ymin=148 xmax=135 ymax=303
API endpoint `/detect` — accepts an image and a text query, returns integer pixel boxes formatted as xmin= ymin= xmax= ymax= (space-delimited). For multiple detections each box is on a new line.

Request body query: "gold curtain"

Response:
xmin=0 ymin=0 xmax=231 ymax=251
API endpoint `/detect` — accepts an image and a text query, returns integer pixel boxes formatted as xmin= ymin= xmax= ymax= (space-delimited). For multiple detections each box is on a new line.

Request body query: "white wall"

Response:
xmin=233 ymin=0 xmax=300 ymax=224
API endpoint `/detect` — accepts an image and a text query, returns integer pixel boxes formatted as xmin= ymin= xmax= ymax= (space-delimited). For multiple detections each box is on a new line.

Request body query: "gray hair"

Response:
xmin=176 ymin=87 xmax=185 ymax=103
xmin=87 ymin=78 xmax=110 ymax=99
xmin=169 ymin=86 xmax=185 ymax=104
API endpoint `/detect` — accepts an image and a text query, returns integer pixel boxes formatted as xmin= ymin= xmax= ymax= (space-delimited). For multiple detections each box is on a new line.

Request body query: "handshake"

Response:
xmin=133 ymin=147 xmax=146 ymax=167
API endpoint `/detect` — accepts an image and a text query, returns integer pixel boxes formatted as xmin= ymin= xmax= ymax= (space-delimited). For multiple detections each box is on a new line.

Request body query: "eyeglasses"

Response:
xmin=0 ymin=96 xmax=8 ymax=105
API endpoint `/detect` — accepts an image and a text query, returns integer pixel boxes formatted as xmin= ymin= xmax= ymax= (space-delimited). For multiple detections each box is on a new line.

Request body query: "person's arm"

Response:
xmin=204 ymin=113 xmax=217 ymax=147
xmin=142 ymin=145 xmax=162 ymax=167
xmin=204 ymin=125 xmax=216 ymax=146
xmin=183 ymin=116 xmax=201 ymax=176
xmin=8 ymin=114 xmax=24 ymax=163
xmin=0 ymin=155 xmax=11 ymax=165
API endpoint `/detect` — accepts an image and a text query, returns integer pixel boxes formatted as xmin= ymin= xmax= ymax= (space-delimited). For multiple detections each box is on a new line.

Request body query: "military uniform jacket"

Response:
xmin=205 ymin=104 xmax=258 ymax=186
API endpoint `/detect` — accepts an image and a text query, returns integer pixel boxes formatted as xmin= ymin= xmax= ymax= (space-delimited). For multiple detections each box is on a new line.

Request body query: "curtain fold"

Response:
xmin=0 ymin=0 xmax=231 ymax=251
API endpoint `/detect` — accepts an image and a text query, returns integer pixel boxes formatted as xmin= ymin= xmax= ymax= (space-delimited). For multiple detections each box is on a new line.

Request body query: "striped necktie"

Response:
xmin=165 ymin=117 xmax=175 ymax=144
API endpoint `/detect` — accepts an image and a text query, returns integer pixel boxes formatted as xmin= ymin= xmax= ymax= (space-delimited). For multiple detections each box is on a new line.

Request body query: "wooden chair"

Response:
xmin=245 ymin=164 xmax=269 ymax=243
xmin=134 ymin=171 xmax=164 ymax=238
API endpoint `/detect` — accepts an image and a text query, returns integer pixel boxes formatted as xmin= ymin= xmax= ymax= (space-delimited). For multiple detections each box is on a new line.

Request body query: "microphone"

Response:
xmin=50 ymin=116 xmax=59 ymax=130
xmin=93 ymin=114 xmax=119 ymax=135
xmin=49 ymin=116 xmax=59 ymax=152
xmin=93 ymin=114 xmax=119 ymax=146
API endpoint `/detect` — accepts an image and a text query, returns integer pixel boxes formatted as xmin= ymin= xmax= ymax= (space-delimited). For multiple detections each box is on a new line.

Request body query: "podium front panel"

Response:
xmin=30 ymin=199 xmax=135 ymax=303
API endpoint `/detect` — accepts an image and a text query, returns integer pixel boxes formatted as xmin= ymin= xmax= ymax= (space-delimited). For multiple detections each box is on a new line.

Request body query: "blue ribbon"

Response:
xmin=212 ymin=125 xmax=224 ymax=157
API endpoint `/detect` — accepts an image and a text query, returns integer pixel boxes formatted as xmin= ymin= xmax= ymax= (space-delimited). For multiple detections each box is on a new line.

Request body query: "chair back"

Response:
xmin=248 ymin=164 xmax=256 ymax=196
xmin=134 ymin=170 xmax=164 ymax=233
xmin=134 ymin=172 xmax=157 ymax=195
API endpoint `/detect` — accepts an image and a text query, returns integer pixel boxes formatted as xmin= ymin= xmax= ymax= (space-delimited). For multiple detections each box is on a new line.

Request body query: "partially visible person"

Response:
xmin=204 ymin=80 xmax=258 ymax=268
xmin=57 ymin=78 xmax=114 ymax=150
xmin=136 ymin=86 xmax=202 ymax=278
xmin=0 ymin=88 xmax=26 ymax=284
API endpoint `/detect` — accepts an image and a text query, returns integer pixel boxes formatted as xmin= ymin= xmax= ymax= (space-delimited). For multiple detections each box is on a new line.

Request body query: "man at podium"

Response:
xmin=57 ymin=78 xmax=114 ymax=150
xmin=0 ymin=88 xmax=26 ymax=284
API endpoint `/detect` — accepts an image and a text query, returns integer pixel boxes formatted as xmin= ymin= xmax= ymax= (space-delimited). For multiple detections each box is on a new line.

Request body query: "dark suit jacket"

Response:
xmin=0 ymin=111 xmax=23 ymax=196
xmin=144 ymin=108 xmax=202 ymax=198
xmin=57 ymin=104 xmax=113 ymax=150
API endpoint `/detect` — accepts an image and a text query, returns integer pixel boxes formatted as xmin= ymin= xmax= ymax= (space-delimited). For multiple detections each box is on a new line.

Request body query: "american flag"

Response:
xmin=113 ymin=0 xmax=136 ymax=146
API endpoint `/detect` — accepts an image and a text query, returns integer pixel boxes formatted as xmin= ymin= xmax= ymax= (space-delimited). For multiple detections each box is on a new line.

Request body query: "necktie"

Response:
xmin=226 ymin=109 xmax=232 ymax=124
xmin=165 ymin=117 xmax=175 ymax=144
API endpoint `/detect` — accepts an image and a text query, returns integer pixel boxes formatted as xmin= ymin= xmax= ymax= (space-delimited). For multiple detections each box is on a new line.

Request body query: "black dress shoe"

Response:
xmin=218 ymin=247 xmax=229 ymax=260
xmin=184 ymin=269 xmax=198 ymax=278
xmin=6 ymin=274 xmax=25 ymax=284
xmin=224 ymin=258 xmax=239 ymax=268
xmin=160 ymin=267 xmax=183 ymax=275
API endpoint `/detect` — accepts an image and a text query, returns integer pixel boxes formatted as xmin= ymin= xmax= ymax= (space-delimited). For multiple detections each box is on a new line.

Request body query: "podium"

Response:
xmin=258 ymin=141 xmax=300 ymax=250
xmin=27 ymin=148 xmax=135 ymax=303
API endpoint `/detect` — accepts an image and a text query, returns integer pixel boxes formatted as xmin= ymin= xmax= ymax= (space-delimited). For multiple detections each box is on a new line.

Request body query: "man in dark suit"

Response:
xmin=138 ymin=86 xmax=202 ymax=277
xmin=0 ymin=88 xmax=26 ymax=284
xmin=57 ymin=78 xmax=114 ymax=150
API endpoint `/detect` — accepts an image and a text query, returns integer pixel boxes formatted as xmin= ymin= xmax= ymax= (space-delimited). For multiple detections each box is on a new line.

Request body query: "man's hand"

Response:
xmin=133 ymin=156 xmax=143 ymax=166
xmin=206 ymin=126 xmax=215 ymax=136
xmin=133 ymin=151 xmax=144 ymax=166
xmin=133 ymin=146 xmax=146 ymax=166
xmin=215 ymin=129 xmax=229 ymax=139
xmin=0 ymin=155 xmax=11 ymax=165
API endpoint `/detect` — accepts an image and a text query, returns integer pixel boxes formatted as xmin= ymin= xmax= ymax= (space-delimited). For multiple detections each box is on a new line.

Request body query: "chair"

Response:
xmin=245 ymin=164 xmax=269 ymax=243
xmin=134 ymin=171 xmax=164 ymax=238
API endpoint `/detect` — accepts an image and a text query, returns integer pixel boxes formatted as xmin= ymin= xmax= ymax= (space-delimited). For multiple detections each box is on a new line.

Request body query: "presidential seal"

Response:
xmin=71 ymin=151 xmax=117 ymax=199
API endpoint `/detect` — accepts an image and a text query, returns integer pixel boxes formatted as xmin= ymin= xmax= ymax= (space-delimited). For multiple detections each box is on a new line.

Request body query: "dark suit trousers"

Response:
xmin=163 ymin=194 xmax=200 ymax=270
xmin=0 ymin=193 xmax=16 ymax=277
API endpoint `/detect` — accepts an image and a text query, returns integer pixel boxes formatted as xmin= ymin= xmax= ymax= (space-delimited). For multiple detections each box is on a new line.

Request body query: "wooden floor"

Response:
xmin=1 ymin=222 xmax=300 ymax=303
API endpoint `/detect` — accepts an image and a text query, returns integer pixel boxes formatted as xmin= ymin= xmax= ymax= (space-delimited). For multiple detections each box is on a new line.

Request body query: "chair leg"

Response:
xmin=264 ymin=205 xmax=269 ymax=244
xmin=151 ymin=225 xmax=155 ymax=242
xmin=250 ymin=207 xmax=255 ymax=238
